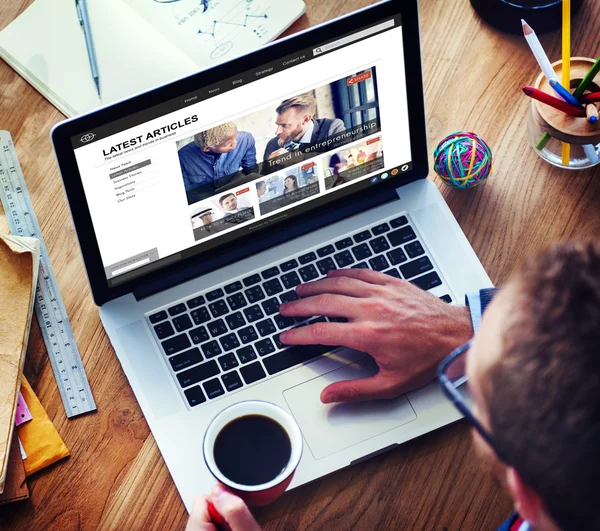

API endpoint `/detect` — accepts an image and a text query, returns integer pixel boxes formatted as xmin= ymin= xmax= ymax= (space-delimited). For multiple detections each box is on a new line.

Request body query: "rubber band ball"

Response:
xmin=433 ymin=132 xmax=493 ymax=189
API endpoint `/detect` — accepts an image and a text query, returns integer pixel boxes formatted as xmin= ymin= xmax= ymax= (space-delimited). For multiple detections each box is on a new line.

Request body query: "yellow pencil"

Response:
xmin=562 ymin=0 xmax=571 ymax=166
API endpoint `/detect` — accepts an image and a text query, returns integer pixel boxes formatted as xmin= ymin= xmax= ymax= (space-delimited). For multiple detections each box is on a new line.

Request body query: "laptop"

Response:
xmin=51 ymin=0 xmax=492 ymax=511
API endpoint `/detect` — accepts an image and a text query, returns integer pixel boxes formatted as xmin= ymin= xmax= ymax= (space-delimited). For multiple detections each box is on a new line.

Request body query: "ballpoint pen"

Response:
xmin=75 ymin=0 xmax=101 ymax=98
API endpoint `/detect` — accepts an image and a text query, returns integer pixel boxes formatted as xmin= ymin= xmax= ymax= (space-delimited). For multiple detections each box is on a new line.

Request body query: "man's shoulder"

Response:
xmin=178 ymin=141 xmax=200 ymax=157
xmin=237 ymin=131 xmax=255 ymax=145
xmin=314 ymin=117 xmax=346 ymax=135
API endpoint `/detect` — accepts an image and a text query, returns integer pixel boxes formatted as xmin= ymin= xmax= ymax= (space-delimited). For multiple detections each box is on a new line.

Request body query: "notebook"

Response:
xmin=0 ymin=0 xmax=305 ymax=117
xmin=0 ymin=235 xmax=40 ymax=494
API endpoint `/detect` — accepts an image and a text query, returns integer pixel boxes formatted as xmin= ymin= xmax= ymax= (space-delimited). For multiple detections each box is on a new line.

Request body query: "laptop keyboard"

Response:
xmin=147 ymin=213 xmax=453 ymax=409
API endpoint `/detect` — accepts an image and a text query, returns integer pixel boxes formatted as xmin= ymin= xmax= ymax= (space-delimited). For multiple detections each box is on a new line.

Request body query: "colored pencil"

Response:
xmin=561 ymin=0 xmax=571 ymax=165
xmin=522 ymin=86 xmax=586 ymax=117
xmin=583 ymin=144 xmax=599 ymax=164
xmin=580 ymin=92 xmax=600 ymax=104
xmin=549 ymin=79 xmax=581 ymax=107
xmin=586 ymin=103 xmax=598 ymax=123
xmin=573 ymin=57 xmax=600 ymax=100
xmin=521 ymin=20 xmax=557 ymax=84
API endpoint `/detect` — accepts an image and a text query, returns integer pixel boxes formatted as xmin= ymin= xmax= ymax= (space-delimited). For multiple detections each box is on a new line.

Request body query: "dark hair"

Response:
xmin=219 ymin=193 xmax=235 ymax=204
xmin=283 ymin=175 xmax=298 ymax=194
xmin=486 ymin=241 xmax=600 ymax=531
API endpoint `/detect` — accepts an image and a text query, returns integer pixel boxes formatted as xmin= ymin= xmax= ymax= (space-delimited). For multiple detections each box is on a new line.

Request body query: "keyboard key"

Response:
xmin=273 ymin=333 xmax=285 ymax=350
xmin=390 ymin=215 xmax=408 ymax=228
xmin=186 ymin=295 xmax=205 ymax=309
xmin=280 ymin=259 xmax=298 ymax=272
xmin=236 ymin=345 xmax=257 ymax=364
xmin=224 ymin=281 xmax=243 ymax=294
xmin=173 ymin=314 xmax=193 ymax=333
xmin=351 ymin=243 xmax=373 ymax=261
xmin=219 ymin=333 xmax=240 ymax=352
xmin=261 ymin=266 xmax=280 ymax=279
xmin=162 ymin=334 xmax=191 ymax=356
xmin=191 ymin=307 xmax=211 ymax=325
xmin=149 ymin=310 xmax=168 ymax=324
xmin=245 ymin=285 xmax=266 ymax=303
xmin=169 ymin=347 xmax=203 ymax=372
xmin=208 ymin=319 xmax=228 ymax=337
xmin=317 ymin=244 xmax=335 ymax=257
xmin=238 ymin=325 xmax=259 ymax=344
xmin=274 ymin=313 xmax=295 ymax=330
xmin=227 ymin=292 xmax=247 ymax=310
xmin=209 ymin=299 xmax=228 ymax=318
xmin=372 ymin=222 xmax=390 ymax=235
xmin=299 ymin=264 xmax=319 ymax=282
xmin=369 ymin=255 xmax=390 ymax=272
xmin=440 ymin=294 xmax=453 ymax=303
xmin=411 ymin=272 xmax=442 ymax=291
xmin=263 ymin=344 xmax=333 ymax=375
xmin=281 ymin=271 xmax=301 ymax=289
xmin=226 ymin=311 xmax=246 ymax=330
xmin=352 ymin=262 xmax=369 ymax=269
xmin=262 ymin=297 xmax=280 ymax=315
xmin=370 ymin=236 xmax=390 ymax=254
xmin=255 ymin=338 xmax=276 ymax=357
xmin=400 ymin=257 xmax=434 ymax=279
xmin=184 ymin=386 xmax=206 ymax=407
xmin=218 ymin=352 xmax=239 ymax=371
xmin=222 ymin=371 xmax=243 ymax=392
xmin=154 ymin=321 xmax=174 ymax=340
xmin=168 ymin=303 xmax=186 ymax=317
xmin=335 ymin=237 xmax=354 ymax=250
xmin=243 ymin=305 xmax=264 ymax=322
xmin=280 ymin=290 xmax=300 ymax=303
xmin=243 ymin=274 xmax=262 ymax=287
xmin=189 ymin=326 xmax=210 ymax=345
xmin=298 ymin=252 xmax=316 ymax=265
xmin=405 ymin=240 xmax=425 ymax=258
xmin=316 ymin=257 xmax=336 ymax=275
xmin=353 ymin=230 xmax=371 ymax=243
xmin=240 ymin=362 xmax=266 ymax=384
xmin=256 ymin=318 xmax=277 ymax=337
xmin=387 ymin=248 xmax=408 ymax=265
xmin=334 ymin=250 xmax=355 ymax=268
xmin=384 ymin=268 xmax=402 ymax=279
xmin=177 ymin=359 xmax=220 ymax=387
xmin=388 ymin=226 xmax=417 ymax=247
xmin=263 ymin=278 xmax=283 ymax=297
xmin=203 ymin=378 xmax=225 ymax=399
xmin=201 ymin=340 xmax=222 ymax=359
xmin=206 ymin=288 xmax=224 ymax=301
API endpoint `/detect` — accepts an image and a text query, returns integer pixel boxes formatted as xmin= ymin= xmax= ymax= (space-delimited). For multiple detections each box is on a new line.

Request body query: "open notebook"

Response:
xmin=0 ymin=0 xmax=305 ymax=117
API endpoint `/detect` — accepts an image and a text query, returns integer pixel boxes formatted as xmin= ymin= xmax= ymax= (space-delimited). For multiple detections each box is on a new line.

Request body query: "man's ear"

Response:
xmin=302 ymin=114 xmax=312 ymax=125
xmin=505 ymin=467 xmax=543 ymax=525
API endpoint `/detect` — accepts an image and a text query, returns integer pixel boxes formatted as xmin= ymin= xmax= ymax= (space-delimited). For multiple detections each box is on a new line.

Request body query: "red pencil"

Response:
xmin=522 ymin=86 xmax=586 ymax=117
xmin=580 ymin=91 xmax=600 ymax=104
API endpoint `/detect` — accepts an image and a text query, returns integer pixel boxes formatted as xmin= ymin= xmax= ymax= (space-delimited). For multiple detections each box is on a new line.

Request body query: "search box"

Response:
xmin=313 ymin=19 xmax=395 ymax=56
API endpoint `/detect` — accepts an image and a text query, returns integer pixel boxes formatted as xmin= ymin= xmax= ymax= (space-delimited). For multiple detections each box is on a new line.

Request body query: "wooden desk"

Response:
xmin=2 ymin=0 xmax=600 ymax=528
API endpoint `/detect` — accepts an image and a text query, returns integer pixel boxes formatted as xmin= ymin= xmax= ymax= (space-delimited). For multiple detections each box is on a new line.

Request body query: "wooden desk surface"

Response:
xmin=2 ymin=0 xmax=600 ymax=529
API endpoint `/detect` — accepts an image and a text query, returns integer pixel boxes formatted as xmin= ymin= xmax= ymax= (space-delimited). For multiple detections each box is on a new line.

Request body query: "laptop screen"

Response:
xmin=71 ymin=14 xmax=411 ymax=287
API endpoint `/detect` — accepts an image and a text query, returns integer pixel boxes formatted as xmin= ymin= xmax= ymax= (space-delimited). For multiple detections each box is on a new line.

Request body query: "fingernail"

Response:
xmin=323 ymin=393 xmax=335 ymax=404
xmin=211 ymin=484 xmax=227 ymax=499
xmin=280 ymin=331 xmax=288 ymax=343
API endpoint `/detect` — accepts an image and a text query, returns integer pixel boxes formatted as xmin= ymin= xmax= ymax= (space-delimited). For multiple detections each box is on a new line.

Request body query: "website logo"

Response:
xmin=80 ymin=133 xmax=96 ymax=143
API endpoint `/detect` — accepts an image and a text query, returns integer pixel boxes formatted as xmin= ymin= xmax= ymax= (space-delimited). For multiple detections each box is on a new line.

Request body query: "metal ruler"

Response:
xmin=0 ymin=131 xmax=96 ymax=418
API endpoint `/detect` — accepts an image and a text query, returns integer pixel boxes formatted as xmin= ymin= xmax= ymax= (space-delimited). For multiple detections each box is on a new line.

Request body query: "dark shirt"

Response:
xmin=178 ymin=131 xmax=257 ymax=191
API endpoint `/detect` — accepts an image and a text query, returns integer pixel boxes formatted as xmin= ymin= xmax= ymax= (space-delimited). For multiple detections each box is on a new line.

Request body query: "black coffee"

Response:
xmin=213 ymin=414 xmax=291 ymax=486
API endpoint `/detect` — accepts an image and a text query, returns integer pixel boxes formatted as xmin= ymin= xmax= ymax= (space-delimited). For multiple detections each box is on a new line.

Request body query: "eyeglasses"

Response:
xmin=437 ymin=340 xmax=508 ymax=463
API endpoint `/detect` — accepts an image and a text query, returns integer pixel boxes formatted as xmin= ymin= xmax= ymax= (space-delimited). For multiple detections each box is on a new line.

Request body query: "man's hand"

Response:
xmin=279 ymin=269 xmax=472 ymax=404
xmin=268 ymin=148 xmax=289 ymax=160
xmin=186 ymin=485 xmax=261 ymax=531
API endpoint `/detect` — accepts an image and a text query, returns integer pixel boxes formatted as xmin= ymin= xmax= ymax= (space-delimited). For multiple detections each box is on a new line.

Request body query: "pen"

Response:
xmin=522 ymin=86 xmax=586 ymax=117
xmin=75 ymin=0 xmax=101 ymax=98
xmin=549 ymin=79 xmax=581 ymax=107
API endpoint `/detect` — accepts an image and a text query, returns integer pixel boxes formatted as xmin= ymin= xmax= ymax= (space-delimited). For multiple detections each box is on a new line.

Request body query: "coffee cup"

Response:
xmin=203 ymin=400 xmax=303 ymax=507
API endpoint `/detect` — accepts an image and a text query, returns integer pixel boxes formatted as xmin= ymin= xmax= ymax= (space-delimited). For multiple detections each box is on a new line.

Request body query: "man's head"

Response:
xmin=195 ymin=122 xmax=238 ymax=154
xmin=219 ymin=193 xmax=237 ymax=212
xmin=274 ymin=93 xmax=316 ymax=146
xmin=256 ymin=181 xmax=266 ymax=197
xmin=467 ymin=242 xmax=600 ymax=531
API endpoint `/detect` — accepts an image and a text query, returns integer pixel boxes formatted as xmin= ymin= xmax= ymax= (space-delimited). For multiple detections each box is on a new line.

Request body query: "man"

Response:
xmin=178 ymin=122 xmax=257 ymax=195
xmin=191 ymin=208 xmax=215 ymax=232
xmin=255 ymin=181 xmax=267 ymax=203
xmin=187 ymin=242 xmax=600 ymax=530
xmin=263 ymin=93 xmax=346 ymax=163
xmin=219 ymin=193 xmax=238 ymax=215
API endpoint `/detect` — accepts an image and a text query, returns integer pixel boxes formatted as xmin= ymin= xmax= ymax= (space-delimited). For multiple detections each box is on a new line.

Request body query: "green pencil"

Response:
xmin=573 ymin=57 xmax=600 ymax=100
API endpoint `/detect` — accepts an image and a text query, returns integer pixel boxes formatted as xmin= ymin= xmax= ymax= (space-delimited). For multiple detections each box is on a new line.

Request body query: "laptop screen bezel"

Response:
xmin=51 ymin=0 xmax=428 ymax=306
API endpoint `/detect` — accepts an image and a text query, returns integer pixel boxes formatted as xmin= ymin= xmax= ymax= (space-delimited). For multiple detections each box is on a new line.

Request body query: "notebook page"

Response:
xmin=0 ymin=0 xmax=198 ymax=117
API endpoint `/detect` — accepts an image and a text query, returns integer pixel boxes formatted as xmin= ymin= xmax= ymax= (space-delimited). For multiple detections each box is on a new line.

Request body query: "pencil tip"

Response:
xmin=522 ymin=20 xmax=532 ymax=34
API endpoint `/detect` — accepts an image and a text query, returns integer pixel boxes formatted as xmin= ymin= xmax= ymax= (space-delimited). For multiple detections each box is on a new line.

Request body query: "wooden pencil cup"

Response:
xmin=528 ymin=58 xmax=600 ymax=169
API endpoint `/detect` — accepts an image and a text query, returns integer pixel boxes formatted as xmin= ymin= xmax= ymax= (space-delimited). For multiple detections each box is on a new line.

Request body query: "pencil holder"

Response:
xmin=528 ymin=57 xmax=600 ymax=169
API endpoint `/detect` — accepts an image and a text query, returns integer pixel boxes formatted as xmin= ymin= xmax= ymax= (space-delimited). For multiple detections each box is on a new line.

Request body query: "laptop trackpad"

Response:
xmin=283 ymin=356 xmax=417 ymax=460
